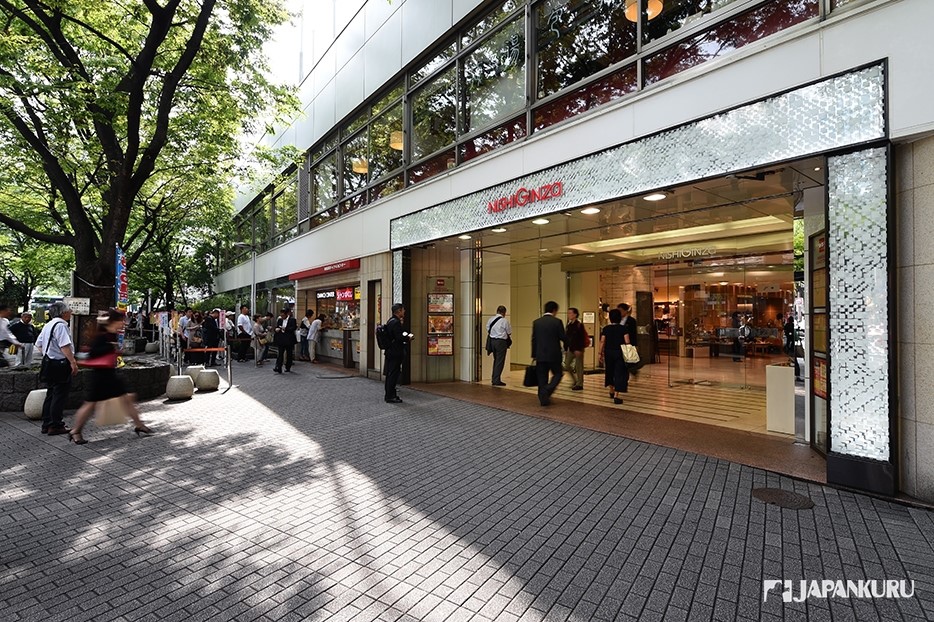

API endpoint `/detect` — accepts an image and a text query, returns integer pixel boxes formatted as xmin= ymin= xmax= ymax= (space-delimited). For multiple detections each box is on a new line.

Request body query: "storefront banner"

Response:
xmin=115 ymin=244 xmax=128 ymax=350
xmin=289 ymin=259 xmax=360 ymax=281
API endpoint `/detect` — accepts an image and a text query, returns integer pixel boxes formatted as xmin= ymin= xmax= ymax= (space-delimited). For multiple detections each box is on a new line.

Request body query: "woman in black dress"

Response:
xmin=68 ymin=310 xmax=154 ymax=445
xmin=599 ymin=306 xmax=637 ymax=405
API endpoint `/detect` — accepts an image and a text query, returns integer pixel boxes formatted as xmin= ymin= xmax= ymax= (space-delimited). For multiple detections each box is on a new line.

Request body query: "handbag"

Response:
xmin=523 ymin=365 xmax=537 ymax=387
xmin=96 ymin=397 xmax=128 ymax=426
xmin=39 ymin=355 xmax=71 ymax=383
xmin=621 ymin=343 xmax=640 ymax=364
xmin=80 ymin=352 xmax=117 ymax=369
xmin=486 ymin=316 xmax=503 ymax=355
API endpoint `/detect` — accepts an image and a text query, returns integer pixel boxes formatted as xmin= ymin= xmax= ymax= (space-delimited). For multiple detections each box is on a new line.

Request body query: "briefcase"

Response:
xmin=523 ymin=365 xmax=537 ymax=387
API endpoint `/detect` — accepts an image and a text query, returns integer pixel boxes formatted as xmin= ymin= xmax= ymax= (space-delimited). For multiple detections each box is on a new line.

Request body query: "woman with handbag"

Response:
xmin=68 ymin=310 xmax=154 ymax=445
xmin=252 ymin=314 xmax=268 ymax=366
xmin=598 ymin=306 xmax=636 ymax=405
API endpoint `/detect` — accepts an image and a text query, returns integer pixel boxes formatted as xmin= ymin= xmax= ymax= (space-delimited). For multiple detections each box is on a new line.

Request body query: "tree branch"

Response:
xmin=0 ymin=209 xmax=72 ymax=245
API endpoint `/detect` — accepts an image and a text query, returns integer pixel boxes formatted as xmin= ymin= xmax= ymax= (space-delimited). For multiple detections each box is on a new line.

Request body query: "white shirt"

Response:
xmin=487 ymin=314 xmax=511 ymax=340
xmin=0 ymin=317 xmax=21 ymax=346
xmin=237 ymin=313 xmax=253 ymax=336
xmin=178 ymin=315 xmax=190 ymax=336
xmin=308 ymin=318 xmax=322 ymax=342
xmin=35 ymin=318 xmax=73 ymax=360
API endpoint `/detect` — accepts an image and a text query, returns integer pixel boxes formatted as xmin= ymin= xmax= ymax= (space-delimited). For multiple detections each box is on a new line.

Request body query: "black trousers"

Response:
xmin=238 ymin=337 xmax=250 ymax=361
xmin=385 ymin=355 xmax=402 ymax=399
xmin=490 ymin=338 xmax=509 ymax=384
xmin=41 ymin=377 xmax=71 ymax=430
xmin=276 ymin=342 xmax=293 ymax=370
xmin=536 ymin=360 xmax=563 ymax=405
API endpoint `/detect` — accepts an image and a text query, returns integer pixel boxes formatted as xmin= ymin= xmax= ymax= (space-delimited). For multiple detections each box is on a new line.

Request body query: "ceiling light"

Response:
xmin=532 ymin=218 xmax=549 ymax=225
xmin=562 ymin=251 xmax=573 ymax=255
xmin=458 ymin=234 xmax=472 ymax=240
xmin=389 ymin=130 xmax=404 ymax=151
xmin=624 ymin=0 xmax=663 ymax=22
xmin=586 ymin=254 xmax=595 ymax=258
xmin=814 ymin=166 xmax=822 ymax=171
xmin=539 ymin=248 xmax=549 ymax=253
xmin=719 ymin=281 xmax=729 ymax=286
xmin=605 ymin=258 xmax=616 ymax=262
xmin=351 ymin=157 xmax=368 ymax=174
xmin=644 ymin=192 xmax=667 ymax=202
xmin=491 ymin=227 xmax=507 ymax=233
xmin=581 ymin=207 xmax=601 ymax=215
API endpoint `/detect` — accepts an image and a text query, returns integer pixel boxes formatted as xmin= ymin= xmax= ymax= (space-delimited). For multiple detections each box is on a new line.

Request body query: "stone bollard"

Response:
xmin=185 ymin=365 xmax=204 ymax=381
xmin=195 ymin=369 xmax=220 ymax=392
xmin=165 ymin=375 xmax=194 ymax=400
xmin=24 ymin=389 xmax=46 ymax=420
xmin=144 ymin=342 xmax=159 ymax=354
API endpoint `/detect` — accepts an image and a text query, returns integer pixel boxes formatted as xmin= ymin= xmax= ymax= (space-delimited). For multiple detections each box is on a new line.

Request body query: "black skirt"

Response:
xmin=86 ymin=368 xmax=127 ymax=402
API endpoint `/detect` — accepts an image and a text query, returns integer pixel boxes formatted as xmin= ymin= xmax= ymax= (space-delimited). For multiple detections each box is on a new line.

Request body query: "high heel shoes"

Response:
xmin=69 ymin=432 xmax=88 ymax=445
xmin=134 ymin=425 xmax=154 ymax=436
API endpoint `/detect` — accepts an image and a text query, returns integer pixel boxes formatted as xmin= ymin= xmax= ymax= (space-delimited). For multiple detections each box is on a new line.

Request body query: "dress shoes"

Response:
xmin=492 ymin=381 xmax=506 ymax=387
xmin=385 ymin=396 xmax=403 ymax=403
xmin=46 ymin=425 xmax=71 ymax=436
xmin=273 ymin=367 xmax=282 ymax=374
xmin=571 ymin=385 xmax=584 ymax=390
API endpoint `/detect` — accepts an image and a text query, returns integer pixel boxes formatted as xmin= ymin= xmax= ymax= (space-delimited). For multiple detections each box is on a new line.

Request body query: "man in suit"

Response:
xmin=384 ymin=303 xmax=413 ymax=403
xmin=273 ymin=308 xmax=297 ymax=373
xmin=203 ymin=309 xmax=221 ymax=367
xmin=531 ymin=300 xmax=567 ymax=406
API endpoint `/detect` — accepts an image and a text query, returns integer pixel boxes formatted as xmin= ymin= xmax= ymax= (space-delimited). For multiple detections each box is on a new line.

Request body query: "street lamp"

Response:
xmin=233 ymin=242 xmax=257 ymax=315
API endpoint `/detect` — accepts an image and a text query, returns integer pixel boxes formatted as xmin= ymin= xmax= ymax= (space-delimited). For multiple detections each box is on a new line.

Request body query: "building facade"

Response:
xmin=216 ymin=0 xmax=934 ymax=501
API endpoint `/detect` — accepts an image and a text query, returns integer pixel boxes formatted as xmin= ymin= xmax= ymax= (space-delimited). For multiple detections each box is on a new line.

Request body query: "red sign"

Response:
xmin=336 ymin=287 xmax=355 ymax=301
xmin=486 ymin=181 xmax=563 ymax=214
xmin=289 ymin=258 xmax=360 ymax=281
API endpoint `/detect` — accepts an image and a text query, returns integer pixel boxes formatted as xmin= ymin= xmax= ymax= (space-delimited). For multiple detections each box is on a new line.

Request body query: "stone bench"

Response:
xmin=23 ymin=389 xmax=46 ymax=420
xmin=165 ymin=375 xmax=194 ymax=400
xmin=195 ymin=369 xmax=220 ymax=392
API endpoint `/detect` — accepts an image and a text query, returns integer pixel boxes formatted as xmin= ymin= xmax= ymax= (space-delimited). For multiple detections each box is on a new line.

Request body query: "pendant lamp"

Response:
xmin=351 ymin=157 xmax=368 ymax=174
xmin=624 ymin=0 xmax=664 ymax=22
xmin=389 ymin=130 xmax=404 ymax=151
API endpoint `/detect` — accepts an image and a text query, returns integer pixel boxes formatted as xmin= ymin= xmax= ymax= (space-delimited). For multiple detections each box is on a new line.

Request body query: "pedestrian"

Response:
xmin=203 ymin=309 xmax=221 ymax=366
xmin=299 ymin=309 xmax=313 ymax=361
xmin=783 ymin=313 xmax=801 ymax=377
xmin=0 ymin=304 xmax=23 ymax=368
xmin=187 ymin=311 xmax=204 ymax=364
xmin=252 ymin=314 xmax=268 ymax=366
xmin=564 ymin=307 xmax=588 ymax=391
xmin=272 ymin=308 xmax=296 ymax=373
xmin=178 ymin=308 xmax=193 ymax=363
xmin=308 ymin=313 xmax=323 ymax=363
xmin=67 ymin=310 xmax=154 ymax=445
xmin=599 ymin=307 xmax=633 ymax=405
xmin=486 ymin=305 xmax=511 ymax=386
xmin=236 ymin=305 xmax=253 ymax=362
xmin=383 ymin=303 xmax=413 ymax=403
xmin=34 ymin=301 xmax=78 ymax=435
xmin=10 ymin=312 xmax=37 ymax=366
xmin=531 ymin=301 xmax=566 ymax=406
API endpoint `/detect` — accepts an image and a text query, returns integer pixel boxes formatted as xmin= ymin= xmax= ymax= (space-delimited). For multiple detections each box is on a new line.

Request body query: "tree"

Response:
xmin=0 ymin=0 xmax=294 ymax=321
xmin=0 ymin=227 xmax=72 ymax=309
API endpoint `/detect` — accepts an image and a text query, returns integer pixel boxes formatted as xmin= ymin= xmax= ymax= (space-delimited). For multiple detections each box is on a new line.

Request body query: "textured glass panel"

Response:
xmin=644 ymin=0 xmax=819 ymax=86
xmin=827 ymin=148 xmax=889 ymax=462
xmin=460 ymin=116 xmax=526 ymax=163
xmin=392 ymin=250 xmax=403 ymax=305
xmin=369 ymin=103 xmax=404 ymax=182
xmin=533 ymin=64 xmax=637 ymax=131
xmin=298 ymin=158 xmax=310 ymax=222
xmin=412 ymin=65 xmax=457 ymax=160
xmin=536 ymin=0 xmax=637 ymax=99
xmin=643 ymin=0 xmax=744 ymax=44
xmin=391 ymin=65 xmax=885 ymax=248
xmin=461 ymin=17 xmax=526 ymax=134
xmin=463 ymin=0 xmax=521 ymax=46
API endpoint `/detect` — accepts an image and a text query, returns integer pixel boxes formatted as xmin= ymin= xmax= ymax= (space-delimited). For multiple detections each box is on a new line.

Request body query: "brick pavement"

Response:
xmin=1 ymin=361 xmax=933 ymax=621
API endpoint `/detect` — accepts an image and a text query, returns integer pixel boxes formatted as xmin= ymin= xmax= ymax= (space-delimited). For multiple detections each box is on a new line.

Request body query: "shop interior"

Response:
xmin=415 ymin=157 xmax=824 ymax=437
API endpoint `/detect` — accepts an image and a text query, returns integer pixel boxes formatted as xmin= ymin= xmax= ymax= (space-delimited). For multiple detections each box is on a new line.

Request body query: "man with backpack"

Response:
xmin=382 ymin=303 xmax=413 ymax=403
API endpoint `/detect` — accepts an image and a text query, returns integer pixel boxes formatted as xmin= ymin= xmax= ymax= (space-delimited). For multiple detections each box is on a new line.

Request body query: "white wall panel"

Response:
xmin=365 ymin=9 xmax=403 ymax=97
xmin=335 ymin=52 xmax=366 ymax=122
xmin=401 ymin=0 xmax=453 ymax=68
xmin=312 ymin=80 xmax=336 ymax=139
xmin=312 ymin=2 xmax=335 ymax=64
xmin=365 ymin=0 xmax=402 ymax=41
xmin=312 ymin=47 xmax=336 ymax=98
xmin=294 ymin=105 xmax=315 ymax=149
xmin=335 ymin=11 xmax=366 ymax=71
xmin=453 ymin=0 xmax=486 ymax=24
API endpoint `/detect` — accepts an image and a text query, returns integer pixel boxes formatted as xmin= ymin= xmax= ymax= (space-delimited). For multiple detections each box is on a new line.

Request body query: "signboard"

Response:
xmin=486 ymin=181 xmax=563 ymax=214
xmin=428 ymin=293 xmax=454 ymax=313
xmin=288 ymin=259 xmax=361 ymax=281
xmin=428 ymin=315 xmax=454 ymax=334
xmin=813 ymin=357 xmax=828 ymax=399
xmin=64 ymin=297 xmax=91 ymax=316
xmin=115 ymin=245 xmax=128 ymax=311
xmin=582 ymin=312 xmax=595 ymax=324
xmin=336 ymin=287 xmax=355 ymax=301
xmin=428 ymin=336 xmax=453 ymax=356
xmin=316 ymin=290 xmax=335 ymax=299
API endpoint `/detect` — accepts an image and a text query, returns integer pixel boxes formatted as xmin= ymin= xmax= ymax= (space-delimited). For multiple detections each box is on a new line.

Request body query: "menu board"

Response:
xmin=811 ymin=268 xmax=827 ymax=310
xmin=427 ymin=336 xmax=453 ymax=356
xmin=813 ymin=357 xmax=828 ymax=399
xmin=812 ymin=313 xmax=828 ymax=354
xmin=427 ymin=293 xmax=454 ymax=313
xmin=428 ymin=315 xmax=454 ymax=334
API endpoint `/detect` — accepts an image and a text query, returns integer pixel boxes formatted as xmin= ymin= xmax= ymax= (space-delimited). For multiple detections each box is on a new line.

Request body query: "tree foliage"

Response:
xmin=0 ymin=0 xmax=295 ymax=316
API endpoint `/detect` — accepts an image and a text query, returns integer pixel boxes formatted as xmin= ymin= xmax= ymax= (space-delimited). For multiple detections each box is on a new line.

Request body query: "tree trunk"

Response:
xmin=73 ymin=249 xmax=117 ymax=349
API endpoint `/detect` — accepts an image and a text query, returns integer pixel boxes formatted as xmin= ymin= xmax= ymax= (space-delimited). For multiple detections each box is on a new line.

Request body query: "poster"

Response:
xmin=428 ymin=315 xmax=454 ymax=334
xmin=813 ymin=357 xmax=828 ymax=399
xmin=428 ymin=336 xmax=453 ymax=356
xmin=427 ymin=293 xmax=454 ymax=313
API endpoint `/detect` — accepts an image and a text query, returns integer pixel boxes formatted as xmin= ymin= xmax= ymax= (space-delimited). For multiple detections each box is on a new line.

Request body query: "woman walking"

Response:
xmin=68 ymin=310 xmax=154 ymax=445
xmin=598 ymin=307 xmax=634 ymax=405
xmin=252 ymin=314 xmax=268 ymax=366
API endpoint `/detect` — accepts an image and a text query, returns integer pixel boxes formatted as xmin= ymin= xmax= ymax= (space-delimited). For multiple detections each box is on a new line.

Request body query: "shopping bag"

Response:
xmin=96 ymin=397 xmax=128 ymax=426
xmin=620 ymin=344 xmax=640 ymax=364
xmin=523 ymin=365 xmax=537 ymax=387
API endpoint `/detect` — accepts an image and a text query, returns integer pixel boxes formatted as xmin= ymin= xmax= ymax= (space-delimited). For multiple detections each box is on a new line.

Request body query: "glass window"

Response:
xmin=369 ymin=174 xmax=404 ymax=203
xmin=533 ymin=63 xmax=637 ymax=131
xmin=643 ymin=0 xmax=819 ymax=86
xmin=536 ymin=0 xmax=637 ymax=100
xmin=411 ymin=65 xmax=457 ymax=160
xmin=831 ymin=0 xmax=857 ymax=7
xmin=311 ymin=206 xmax=339 ymax=229
xmin=311 ymin=152 xmax=338 ymax=213
xmin=411 ymin=43 xmax=456 ymax=86
xmin=642 ymin=0 xmax=743 ymax=44
xmin=461 ymin=17 xmax=526 ymax=135
xmin=341 ymin=193 xmax=367 ymax=216
xmin=369 ymin=102 xmax=404 ymax=181
xmin=341 ymin=110 xmax=368 ymax=138
xmin=372 ymin=82 xmax=404 ymax=116
xmin=253 ymin=199 xmax=270 ymax=249
xmin=460 ymin=116 xmax=526 ymax=163
xmin=274 ymin=175 xmax=297 ymax=234
xmin=408 ymin=149 xmax=456 ymax=185
xmin=342 ymin=131 xmax=368 ymax=196
xmin=462 ymin=0 xmax=521 ymax=47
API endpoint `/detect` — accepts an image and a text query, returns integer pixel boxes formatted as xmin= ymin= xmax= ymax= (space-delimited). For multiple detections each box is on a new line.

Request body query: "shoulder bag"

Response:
xmin=485 ymin=316 xmax=503 ymax=355
xmin=621 ymin=343 xmax=640 ymax=364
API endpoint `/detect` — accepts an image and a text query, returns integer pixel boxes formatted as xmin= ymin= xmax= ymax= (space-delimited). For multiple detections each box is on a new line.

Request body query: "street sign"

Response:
xmin=64 ymin=297 xmax=91 ymax=315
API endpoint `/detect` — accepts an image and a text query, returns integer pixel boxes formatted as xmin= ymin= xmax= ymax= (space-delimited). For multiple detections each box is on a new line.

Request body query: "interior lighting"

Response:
xmin=351 ymin=157 xmax=368 ymax=174
xmin=581 ymin=207 xmax=601 ymax=215
xmin=458 ymin=234 xmax=472 ymax=240
xmin=625 ymin=0 xmax=663 ymax=22
xmin=562 ymin=251 xmax=573 ymax=255
xmin=532 ymin=218 xmax=550 ymax=225
xmin=491 ymin=227 xmax=507 ymax=233
xmin=644 ymin=192 xmax=667 ymax=201
xmin=814 ymin=166 xmax=822 ymax=171
xmin=389 ymin=130 xmax=404 ymax=151
xmin=719 ymin=281 xmax=729 ymax=286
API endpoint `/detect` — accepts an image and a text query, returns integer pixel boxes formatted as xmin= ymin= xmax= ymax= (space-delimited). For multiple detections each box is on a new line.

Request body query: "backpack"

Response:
xmin=375 ymin=322 xmax=391 ymax=350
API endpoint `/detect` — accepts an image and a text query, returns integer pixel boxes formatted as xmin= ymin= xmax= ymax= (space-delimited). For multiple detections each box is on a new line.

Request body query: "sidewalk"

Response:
xmin=1 ymin=362 xmax=932 ymax=621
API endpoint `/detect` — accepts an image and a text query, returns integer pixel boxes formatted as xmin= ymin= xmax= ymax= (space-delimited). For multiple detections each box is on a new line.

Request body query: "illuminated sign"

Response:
xmin=486 ymin=181 xmax=563 ymax=214
xmin=657 ymin=247 xmax=716 ymax=260
xmin=336 ymin=287 xmax=355 ymax=301
xmin=316 ymin=290 xmax=335 ymax=299
xmin=289 ymin=259 xmax=361 ymax=281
